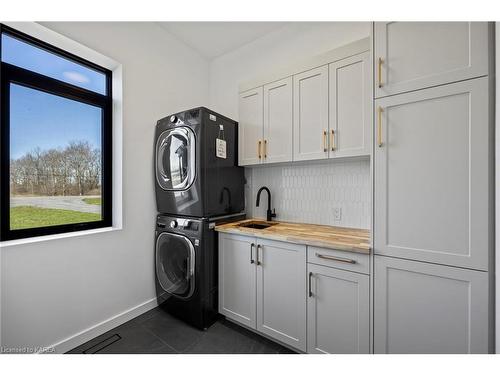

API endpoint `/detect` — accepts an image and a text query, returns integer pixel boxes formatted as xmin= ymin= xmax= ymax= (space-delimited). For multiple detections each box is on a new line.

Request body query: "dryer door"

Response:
xmin=155 ymin=232 xmax=195 ymax=299
xmin=156 ymin=127 xmax=196 ymax=191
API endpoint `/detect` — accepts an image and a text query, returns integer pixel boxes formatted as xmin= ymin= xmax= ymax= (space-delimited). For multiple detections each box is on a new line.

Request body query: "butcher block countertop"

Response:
xmin=215 ymin=219 xmax=370 ymax=254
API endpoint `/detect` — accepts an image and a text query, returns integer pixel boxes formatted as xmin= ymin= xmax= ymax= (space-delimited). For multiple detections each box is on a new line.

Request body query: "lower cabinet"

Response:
xmin=219 ymin=233 xmax=307 ymax=351
xmin=218 ymin=234 xmax=256 ymax=328
xmin=307 ymin=263 xmax=370 ymax=354
xmin=374 ymin=256 xmax=489 ymax=354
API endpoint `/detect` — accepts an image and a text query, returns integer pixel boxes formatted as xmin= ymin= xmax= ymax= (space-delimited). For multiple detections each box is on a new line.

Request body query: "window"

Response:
xmin=0 ymin=24 xmax=112 ymax=241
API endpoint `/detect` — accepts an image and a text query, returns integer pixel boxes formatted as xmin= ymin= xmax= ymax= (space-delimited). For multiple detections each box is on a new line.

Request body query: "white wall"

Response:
xmin=209 ymin=22 xmax=371 ymax=119
xmin=209 ymin=22 xmax=371 ymax=227
xmin=0 ymin=22 xmax=209 ymax=353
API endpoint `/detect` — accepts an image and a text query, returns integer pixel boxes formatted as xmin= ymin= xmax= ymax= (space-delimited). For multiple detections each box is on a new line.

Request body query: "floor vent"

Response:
xmin=83 ymin=333 xmax=121 ymax=354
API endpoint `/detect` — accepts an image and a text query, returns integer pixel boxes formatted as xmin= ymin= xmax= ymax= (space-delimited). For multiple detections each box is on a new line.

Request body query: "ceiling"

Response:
xmin=157 ymin=22 xmax=289 ymax=60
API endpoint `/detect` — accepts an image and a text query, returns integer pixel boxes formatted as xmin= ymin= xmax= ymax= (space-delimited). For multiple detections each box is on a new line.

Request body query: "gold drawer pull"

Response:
xmin=378 ymin=57 xmax=384 ymax=88
xmin=258 ymin=140 xmax=262 ymax=159
xmin=323 ymin=130 xmax=327 ymax=152
xmin=377 ymin=106 xmax=384 ymax=147
xmin=316 ymin=253 xmax=356 ymax=264
xmin=330 ymin=129 xmax=335 ymax=151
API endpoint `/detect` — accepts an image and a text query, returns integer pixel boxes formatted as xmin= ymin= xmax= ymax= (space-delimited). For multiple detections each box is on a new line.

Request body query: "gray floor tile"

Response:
xmin=186 ymin=321 xmax=256 ymax=354
xmin=67 ymin=306 xmax=296 ymax=354
xmin=140 ymin=310 xmax=205 ymax=353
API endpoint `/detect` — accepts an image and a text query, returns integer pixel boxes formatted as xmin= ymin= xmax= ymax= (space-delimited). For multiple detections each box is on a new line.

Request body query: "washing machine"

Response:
xmin=155 ymin=213 xmax=245 ymax=330
xmin=154 ymin=107 xmax=245 ymax=217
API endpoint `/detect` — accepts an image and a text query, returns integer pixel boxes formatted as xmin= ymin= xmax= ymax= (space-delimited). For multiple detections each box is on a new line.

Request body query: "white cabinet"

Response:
xmin=263 ymin=77 xmax=293 ymax=163
xmin=307 ymin=263 xmax=370 ymax=354
xmin=218 ymin=233 xmax=307 ymax=351
xmin=293 ymin=54 xmax=371 ymax=161
xmin=238 ymin=78 xmax=292 ymax=166
xmin=329 ymin=52 xmax=371 ymax=158
xmin=238 ymin=87 xmax=263 ymax=166
xmin=374 ymin=78 xmax=490 ymax=271
xmin=239 ymin=40 xmax=372 ymax=165
xmin=256 ymin=238 xmax=307 ymax=351
xmin=374 ymin=22 xmax=489 ymax=98
xmin=293 ymin=65 xmax=329 ymax=161
xmin=218 ymin=234 xmax=256 ymax=328
xmin=374 ymin=256 xmax=489 ymax=354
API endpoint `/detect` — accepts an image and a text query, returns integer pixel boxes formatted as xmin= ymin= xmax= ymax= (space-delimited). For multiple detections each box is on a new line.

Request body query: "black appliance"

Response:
xmin=154 ymin=107 xmax=245 ymax=217
xmin=155 ymin=213 xmax=245 ymax=330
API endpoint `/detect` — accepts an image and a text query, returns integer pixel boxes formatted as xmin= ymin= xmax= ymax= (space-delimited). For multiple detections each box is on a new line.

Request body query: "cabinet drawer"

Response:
xmin=307 ymin=246 xmax=369 ymax=274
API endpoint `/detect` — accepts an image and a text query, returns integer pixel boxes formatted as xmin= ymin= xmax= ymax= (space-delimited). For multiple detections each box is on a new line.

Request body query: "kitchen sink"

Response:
xmin=238 ymin=221 xmax=278 ymax=230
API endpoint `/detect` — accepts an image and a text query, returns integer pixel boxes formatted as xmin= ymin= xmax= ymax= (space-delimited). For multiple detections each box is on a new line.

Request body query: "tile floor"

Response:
xmin=67 ymin=305 xmax=296 ymax=354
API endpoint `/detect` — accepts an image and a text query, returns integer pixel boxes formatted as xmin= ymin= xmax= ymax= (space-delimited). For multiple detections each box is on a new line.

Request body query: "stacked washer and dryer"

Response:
xmin=154 ymin=107 xmax=245 ymax=330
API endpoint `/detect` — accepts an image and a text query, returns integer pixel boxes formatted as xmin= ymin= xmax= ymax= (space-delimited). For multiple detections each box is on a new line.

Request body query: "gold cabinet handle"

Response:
xmin=377 ymin=106 xmax=384 ymax=147
xmin=330 ymin=129 xmax=335 ymax=151
xmin=258 ymin=140 xmax=262 ymax=159
xmin=264 ymin=139 xmax=267 ymax=158
xmin=323 ymin=130 xmax=327 ymax=152
xmin=378 ymin=57 xmax=384 ymax=88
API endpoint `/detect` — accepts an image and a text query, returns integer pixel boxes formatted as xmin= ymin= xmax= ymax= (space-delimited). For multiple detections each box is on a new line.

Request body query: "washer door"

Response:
xmin=156 ymin=127 xmax=196 ymax=191
xmin=155 ymin=232 xmax=195 ymax=299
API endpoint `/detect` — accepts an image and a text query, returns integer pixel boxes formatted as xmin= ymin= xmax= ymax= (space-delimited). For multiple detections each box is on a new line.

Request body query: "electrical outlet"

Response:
xmin=333 ymin=207 xmax=342 ymax=221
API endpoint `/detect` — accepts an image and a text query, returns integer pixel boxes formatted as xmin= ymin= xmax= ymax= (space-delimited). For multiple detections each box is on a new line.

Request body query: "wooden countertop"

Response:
xmin=215 ymin=219 xmax=370 ymax=254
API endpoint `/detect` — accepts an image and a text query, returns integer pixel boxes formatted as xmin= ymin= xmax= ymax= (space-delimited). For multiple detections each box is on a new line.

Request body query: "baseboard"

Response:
xmin=40 ymin=297 xmax=158 ymax=354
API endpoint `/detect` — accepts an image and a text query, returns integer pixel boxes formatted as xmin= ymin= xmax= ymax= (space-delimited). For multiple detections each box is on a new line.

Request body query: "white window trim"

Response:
xmin=0 ymin=22 xmax=123 ymax=248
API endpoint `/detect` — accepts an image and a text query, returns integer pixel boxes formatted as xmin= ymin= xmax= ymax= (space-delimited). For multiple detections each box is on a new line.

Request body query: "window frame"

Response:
xmin=0 ymin=23 xmax=113 ymax=241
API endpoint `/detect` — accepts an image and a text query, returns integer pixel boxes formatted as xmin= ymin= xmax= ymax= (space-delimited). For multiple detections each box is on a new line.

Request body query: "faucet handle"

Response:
xmin=271 ymin=208 xmax=277 ymax=218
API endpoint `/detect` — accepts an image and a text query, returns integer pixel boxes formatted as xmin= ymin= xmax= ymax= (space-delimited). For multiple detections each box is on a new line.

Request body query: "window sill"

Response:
xmin=0 ymin=225 xmax=122 ymax=248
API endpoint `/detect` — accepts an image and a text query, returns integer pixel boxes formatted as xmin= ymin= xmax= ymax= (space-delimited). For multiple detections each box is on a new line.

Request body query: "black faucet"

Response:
xmin=256 ymin=186 xmax=277 ymax=222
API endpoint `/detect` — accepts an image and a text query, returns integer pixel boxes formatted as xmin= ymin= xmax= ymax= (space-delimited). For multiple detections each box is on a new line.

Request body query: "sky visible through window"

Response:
xmin=10 ymin=84 xmax=102 ymax=159
xmin=1 ymin=33 xmax=106 ymax=94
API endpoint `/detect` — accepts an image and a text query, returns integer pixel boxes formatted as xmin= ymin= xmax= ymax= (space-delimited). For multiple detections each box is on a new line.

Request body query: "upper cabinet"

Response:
xmin=374 ymin=22 xmax=489 ymax=98
xmin=329 ymin=51 xmax=371 ymax=158
xmin=263 ymin=77 xmax=293 ymax=163
xmin=238 ymin=38 xmax=372 ymax=166
xmin=239 ymin=87 xmax=264 ymax=166
xmin=293 ymin=66 xmax=329 ymax=162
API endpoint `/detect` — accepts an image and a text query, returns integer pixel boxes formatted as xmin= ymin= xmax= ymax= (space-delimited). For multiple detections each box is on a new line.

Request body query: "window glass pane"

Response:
xmin=9 ymin=83 xmax=103 ymax=230
xmin=1 ymin=33 xmax=107 ymax=94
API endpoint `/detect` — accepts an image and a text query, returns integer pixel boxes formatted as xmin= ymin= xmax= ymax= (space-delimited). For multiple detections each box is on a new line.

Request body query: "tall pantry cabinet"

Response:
xmin=373 ymin=22 xmax=494 ymax=353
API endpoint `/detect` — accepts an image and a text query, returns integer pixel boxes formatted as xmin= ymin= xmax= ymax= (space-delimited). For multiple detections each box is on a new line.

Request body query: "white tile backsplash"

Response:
xmin=245 ymin=158 xmax=371 ymax=229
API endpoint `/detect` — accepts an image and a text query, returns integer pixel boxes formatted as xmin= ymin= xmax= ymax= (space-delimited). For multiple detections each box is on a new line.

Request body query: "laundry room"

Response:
xmin=0 ymin=2 xmax=499 ymax=375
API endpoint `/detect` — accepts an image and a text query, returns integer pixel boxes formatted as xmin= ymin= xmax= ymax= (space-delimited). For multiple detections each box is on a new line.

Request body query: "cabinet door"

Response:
xmin=307 ymin=264 xmax=369 ymax=354
xmin=256 ymin=239 xmax=307 ymax=351
xmin=374 ymin=256 xmax=489 ymax=354
xmin=374 ymin=78 xmax=490 ymax=270
xmin=293 ymin=66 xmax=329 ymax=161
xmin=238 ymin=87 xmax=263 ymax=166
xmin=329 ymin=51 xmax=371 ymax=158
xmin=263 ymin=77 xmax=293 ymax=163
xmin=374 ymin=22 xmax=489 ymax=98
xmin=218 ymin=234 xmax=257 ymax=329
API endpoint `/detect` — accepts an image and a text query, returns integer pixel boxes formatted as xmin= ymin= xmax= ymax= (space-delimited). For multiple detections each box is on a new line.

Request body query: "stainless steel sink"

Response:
xmin=238 ymin=221 xmax=278 ymax=230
